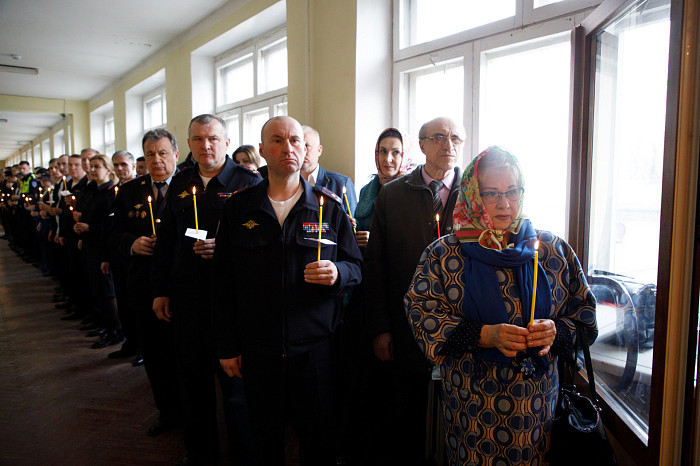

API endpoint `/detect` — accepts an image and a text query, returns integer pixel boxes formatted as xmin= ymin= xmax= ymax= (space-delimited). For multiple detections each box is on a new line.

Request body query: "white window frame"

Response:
xmin=394 ymin=0 xmax=600 ymax=61
xmin=214 ymin=26 xmax=287 ymax=115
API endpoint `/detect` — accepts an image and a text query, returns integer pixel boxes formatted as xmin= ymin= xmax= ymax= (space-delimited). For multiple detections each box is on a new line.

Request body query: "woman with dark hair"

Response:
xmin=354 ymin=128 xmax=414 ymax=247
xmin=404 ymin=146 xmax=597 ymax=465
xmin=232 ymin=144 xmax=262 ymax=170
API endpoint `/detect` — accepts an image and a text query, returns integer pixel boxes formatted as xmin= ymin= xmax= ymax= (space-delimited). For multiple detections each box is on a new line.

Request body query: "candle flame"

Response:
xmin=115 ymin=187 xmax=118 ymax=193
xmin=342 ymin=186 xmax=347 ymax=194
xmin=436 ymin=213 xmax=440 ymax=222
xmin=535 ymin=240 xmax=539 ymax=249
xmin=320 ymin=196 xmax=324 ymax=206
xmin=69 ymin=206 xmax=73 ymax=211
xmin=192 ymin=187 xmax=196 ymax=195
xmin=148 ymin=195 xmax=152 ymax=203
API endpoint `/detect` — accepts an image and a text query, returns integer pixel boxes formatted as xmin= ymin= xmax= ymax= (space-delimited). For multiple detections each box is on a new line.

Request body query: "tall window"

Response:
xmin=104 ymin=117 xmax=115 ymax=156
xmin=398 ymin=58 xmax=464 ymax=157
xmin=53 ymin=129 xmax=65 ymax=156
xmin=394 ymin=0 xmax=595 ymax=236
xmin=41 ymin=139 xmax=50 ymax=167
xmin=585 ymin=0 xmax=670 ymax=439
xmin=215 ymin=27 xmax=287 ymax=148
xmin=479 ymin=33 xmax=571 ymax=238
xmin=144 ymin=88 xmax=167 ymax=131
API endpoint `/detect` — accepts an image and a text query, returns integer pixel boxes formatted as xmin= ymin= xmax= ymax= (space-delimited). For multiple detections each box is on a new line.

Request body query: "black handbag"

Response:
xmin=546 ymin=322 xmax=617 ymax=466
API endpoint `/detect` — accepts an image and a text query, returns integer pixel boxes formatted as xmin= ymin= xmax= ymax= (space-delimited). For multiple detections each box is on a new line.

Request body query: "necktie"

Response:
xmin=154 ymin=182 xmax=166 ymax=212
xmin=429 ymin=180 xmax=443 ymax=214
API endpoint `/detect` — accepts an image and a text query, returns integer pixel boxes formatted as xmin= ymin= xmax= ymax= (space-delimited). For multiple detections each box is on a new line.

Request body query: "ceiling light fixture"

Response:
xmin=0 ymin=64 xmax=38 ymax=75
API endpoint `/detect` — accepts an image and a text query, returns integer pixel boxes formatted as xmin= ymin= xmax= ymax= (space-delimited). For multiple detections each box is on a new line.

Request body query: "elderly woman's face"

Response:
xmin=479 ymin=166 xmax=521 ymax=230
xmin=377 ymin=137 xmax=402 ymax=178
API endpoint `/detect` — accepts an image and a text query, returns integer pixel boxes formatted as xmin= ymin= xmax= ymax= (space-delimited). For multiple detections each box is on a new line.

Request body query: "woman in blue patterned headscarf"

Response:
xmin=404 ymin=146 xmax=598 ymax=465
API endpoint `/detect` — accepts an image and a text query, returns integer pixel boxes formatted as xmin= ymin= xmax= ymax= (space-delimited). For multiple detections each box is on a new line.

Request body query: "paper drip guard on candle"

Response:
xmin=185 ymin=186 xmax=207 ymax=240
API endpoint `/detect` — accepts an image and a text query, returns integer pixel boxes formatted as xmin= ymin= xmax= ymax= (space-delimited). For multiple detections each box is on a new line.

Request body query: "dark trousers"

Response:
xmin=368 ymin=362 xmax=432 ymax=466
xmin=138 ymin=304 xmax=180 ymax=423
xmin=113 ymin=259 xmax=138 ymax=351
xmin=242 ymin=340 xmax=334 ymax=466
xmin=173 ymin=303 xmax=251 ymax=463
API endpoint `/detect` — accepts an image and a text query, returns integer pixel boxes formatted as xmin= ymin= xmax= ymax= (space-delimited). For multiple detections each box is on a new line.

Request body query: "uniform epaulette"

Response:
xmin=315 ymin=186 xmax=342 ymax=204
xmin=237 ymin=164 xmax=260 ymax=176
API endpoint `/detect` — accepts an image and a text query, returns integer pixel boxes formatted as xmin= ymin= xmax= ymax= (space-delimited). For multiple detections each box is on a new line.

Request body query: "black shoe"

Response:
xmin=132 ymin=353 xmax=144 ymax=366
xmin=86 ymin=328 xmax=105 ymax=338
xmin=147 ymin=418 xmax=171 ymax=437
xmin=91 ymin=330 xmax=123 ymax=349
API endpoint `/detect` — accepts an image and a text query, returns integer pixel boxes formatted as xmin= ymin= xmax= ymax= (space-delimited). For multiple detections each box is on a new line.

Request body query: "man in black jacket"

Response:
xmin=213 ymin=116 xmax=362 ymax=466
xmin=152 ymin=114 xmax=262 ymax=466
xmin=364 ymin=117 xmax=465 ymax=465
xmin=109 ymin=129 xmax=181 ymax=436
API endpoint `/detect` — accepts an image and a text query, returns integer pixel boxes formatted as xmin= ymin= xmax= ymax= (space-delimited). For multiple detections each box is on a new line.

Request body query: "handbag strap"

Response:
xmin=574 ymin=321 xmax=600 ymax=407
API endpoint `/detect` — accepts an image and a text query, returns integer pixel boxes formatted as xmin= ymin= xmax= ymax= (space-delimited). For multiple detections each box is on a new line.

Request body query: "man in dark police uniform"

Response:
xmin=109 ymin=129 xmax=181 ymax=437
xmin=152 ymin=114 xmax=261 ymax=466
xmin=213 ymin=115 xmax=362 ymax=466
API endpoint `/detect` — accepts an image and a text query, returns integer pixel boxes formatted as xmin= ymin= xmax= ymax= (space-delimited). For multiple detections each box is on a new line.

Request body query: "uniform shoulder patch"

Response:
xmin=315 ymin=186 xmax=342 ymax=204
xmin=178 ymin=190 xmax=190 ymax=199
xmin=237 ymin=164 xmax=259 ymax=175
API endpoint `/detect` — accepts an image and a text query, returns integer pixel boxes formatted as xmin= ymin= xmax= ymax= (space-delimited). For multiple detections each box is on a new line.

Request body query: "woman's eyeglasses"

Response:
xmin=480 ymin=187 xmax=524 ymax=204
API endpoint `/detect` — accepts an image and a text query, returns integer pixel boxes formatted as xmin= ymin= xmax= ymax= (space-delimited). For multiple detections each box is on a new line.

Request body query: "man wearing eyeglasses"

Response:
xmin=364 ymin=116 xmax=464 ymax=465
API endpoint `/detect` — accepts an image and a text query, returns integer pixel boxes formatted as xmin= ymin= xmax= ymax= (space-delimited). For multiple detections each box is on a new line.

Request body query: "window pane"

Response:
xmin=407 ymin=0 xmax=515 ymax=47
xmin=243 ymin=108 xmax=269 ymax=147
xmin=479 ymin=34 xmax=570 ymax=238
xmin=223 ymin=113 xmax=240 ymax=148
xmin=534 ymin=0 xmax=563 ymax=7
xmin=220 ymin=54 xmax=254 ymax=105
xmin=274 ymin=101 xmax=288 ymax=116
xmin=104 ymin=117 xmax=115 ymax=144
xmin=144 ymin=95 xmax=163 ymax=129
xmin=586 ymin=0 xmax=670 ymax=440
xmin=42 ymin=139 xmax=50 ymax=167
xmin=403 ymin=59 xmax=464 ymax=163
xmin=258 ymin=38 xmax=288 ymax=94
xmin=53 ymin=130 xmax=64 ymax=155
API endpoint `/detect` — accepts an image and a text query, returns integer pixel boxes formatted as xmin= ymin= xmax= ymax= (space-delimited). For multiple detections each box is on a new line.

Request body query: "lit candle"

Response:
xmin=317 ymin=196 xmax=324 ymax=261
xmin=342 ymin=186 xmax=355 ymax=233
xmin=192 ymin=187 xmax=199 ymax=234
xmin=147 ymin=195 xmax=156 ymax=236
xmin=436 ymin=213 xmax=440 ymax=238
xmin=114 ymin=186 xmax=119 ymax=198
xmin=529 ymin=240 xmax=540 ymax=326
xmin=63 ymin=176 xmax=67 ymax=190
